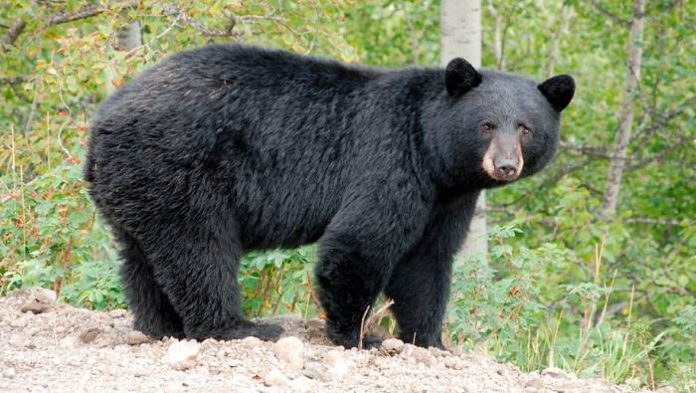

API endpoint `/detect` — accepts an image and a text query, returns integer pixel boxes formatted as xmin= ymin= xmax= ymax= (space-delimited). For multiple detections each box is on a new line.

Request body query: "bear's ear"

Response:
xmin=445 ymin=58 xmax=482 ymax=98
xmin=538 ymin=75 xmax=575 ymax=112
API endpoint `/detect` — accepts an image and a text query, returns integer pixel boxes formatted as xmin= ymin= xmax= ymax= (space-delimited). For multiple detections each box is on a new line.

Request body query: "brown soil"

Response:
xmin=0 ymin=288 xmax=676 ymax=393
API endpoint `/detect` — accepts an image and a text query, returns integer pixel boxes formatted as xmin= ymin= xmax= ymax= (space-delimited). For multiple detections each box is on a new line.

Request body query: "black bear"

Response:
xmin=85 ymin=44 xmax=574 ymax=348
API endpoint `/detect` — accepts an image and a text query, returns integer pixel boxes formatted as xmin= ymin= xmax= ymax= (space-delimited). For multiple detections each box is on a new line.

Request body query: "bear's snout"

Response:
xmin=494 ymin=159 xmax=519 ymax=181
xmin=482 ymin=136 xmax=524 ymax=182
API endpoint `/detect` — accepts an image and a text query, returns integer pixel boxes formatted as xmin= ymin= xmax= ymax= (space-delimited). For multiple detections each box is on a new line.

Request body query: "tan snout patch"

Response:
xmin=482 ymin=142 xmax=498 ymax=179
xmin=482 ymin=139 xmax=525 ymax=182
xmin=516 ymin=143 xmax=524 ymax=178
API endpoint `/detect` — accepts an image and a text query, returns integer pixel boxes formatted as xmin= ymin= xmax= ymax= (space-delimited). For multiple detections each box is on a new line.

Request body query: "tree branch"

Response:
xmin=160 ymin=4 xmax=249 ymax=38
xmin=626 ymin=133 xmax=693 ymax=171
xmin=559 ymin=142 xmax=612 ymax=158
xmin=646 ymin=0 xmax=683 ymax=16
xmin=45 ymin=0 xmax=139 ymax=26
xmin=0 ymin=76 xmax=30 ymax=86
xmin=2 ymin=1 xmax=139 ymax=50
xmin=2 ymin=18 xmax=26 ymax=47
xmin=625 ymin=217 xmax=685 ymax=226
xmin=589 ymin=0 xmax=630 ymax=26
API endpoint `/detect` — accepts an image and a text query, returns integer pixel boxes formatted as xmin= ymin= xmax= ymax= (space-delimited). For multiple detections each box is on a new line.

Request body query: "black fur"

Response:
xmin=85 ymin=44 xmax=574 ymax=348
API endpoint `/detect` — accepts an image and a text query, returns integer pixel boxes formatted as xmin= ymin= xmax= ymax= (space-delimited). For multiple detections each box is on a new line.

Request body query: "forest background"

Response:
xmin=1 ymin=0 xmax=693 ymax=390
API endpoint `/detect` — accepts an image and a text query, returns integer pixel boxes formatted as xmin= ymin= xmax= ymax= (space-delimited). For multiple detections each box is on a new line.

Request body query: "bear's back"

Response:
xmin=86 ymin=45 xmax=399 ymax=248
xmin=167 ymin=44 xmax=383 ymax=86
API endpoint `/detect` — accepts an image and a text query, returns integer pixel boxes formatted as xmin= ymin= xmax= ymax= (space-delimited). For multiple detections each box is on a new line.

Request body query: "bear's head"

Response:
xmin=424 ymin=58 xmax=575 ymax=190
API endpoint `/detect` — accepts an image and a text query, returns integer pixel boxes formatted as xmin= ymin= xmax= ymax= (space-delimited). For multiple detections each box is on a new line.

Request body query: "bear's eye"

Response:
xmin=520 ymin=125 xmax=531 ymax=135
xmin=481 ymin=122 xmax=495 ymax=132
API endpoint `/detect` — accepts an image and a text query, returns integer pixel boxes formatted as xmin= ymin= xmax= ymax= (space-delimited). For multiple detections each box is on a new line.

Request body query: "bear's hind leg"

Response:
xmin=145 ymin=216 xmax=283 ymax=342
xmin=116 ymin=229 xmax=185 ymax=339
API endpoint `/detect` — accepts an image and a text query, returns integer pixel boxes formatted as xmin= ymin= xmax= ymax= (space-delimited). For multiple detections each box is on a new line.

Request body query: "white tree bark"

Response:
xmin=116 ymin=21 xmax=142 ymax=52
xmin=545 ymin=5 xmax=572 ymax=78
xmin=600 ymin=0 xmax=645 ymax=220
xmin=441 ymin=0 xmax=487 ymax=261
xmin=487 ymin=3 xmax=505 ymax=70
xmin=441 ymin=0 xmax=481 ymax=67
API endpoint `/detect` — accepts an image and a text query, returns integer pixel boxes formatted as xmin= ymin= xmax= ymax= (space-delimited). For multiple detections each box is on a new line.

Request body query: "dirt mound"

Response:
xmin=0 ymin=288 xmax=675 ymax=393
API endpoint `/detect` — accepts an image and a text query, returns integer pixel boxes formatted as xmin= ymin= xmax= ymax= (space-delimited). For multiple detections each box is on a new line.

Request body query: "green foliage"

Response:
xmin=1 ymin=0 xmax=693 ymax=390
xmin=448 ymin=221 xmax=677 ymax=387
xmin=240 ymin=246 xmax=318 ymax=318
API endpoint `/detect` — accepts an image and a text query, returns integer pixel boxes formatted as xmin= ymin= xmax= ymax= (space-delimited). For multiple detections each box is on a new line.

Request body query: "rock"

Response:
xmin=79 ymin=328 xmax=101 ymax=344
xmin=20 ymin=301 xmax=52 ymax=314
xmin=263 ymin=367 xmax=290 ymax=387
xmin=25 ymin=327 xmax=40 ymax=337
xmin=400 ymin=343 xmax=417 ymax=359
xmin=322 ymin=349 xmax=349 ymax=380
xmin=33 ymin=287 xmax=57 ymax=303
xmin=3 ymin=367 xmax=16 ymax=379
xmin=303 ymin=362 xmax=332 ymax=382
xmin=304 ymin=319 xmax=325 ymax=340
xmin=59 ymin=336 xmax=78 ymax=349
xmin=542 ymin=367 xmax=574 ymax=379
xmin=412 ymin=347 xmax=433 ymax=366
xmin=290 ymin=375 xmax=315 ymax=391
xmin=381 ymin=338 xmax=404 ymax=355
xmin=108 ymin=309 xmax=128 ymax=318
xmin=241 ymin=336 xmax=263 ymax=349
xmin=164 ymin=381 xmax=186 ymax=392
xmin=273 ymin=336 xmax=304 ymax=370
xmin=428 ymin=346 xmax=449 ymax=357
xmin=127 ymin=331 xmax=150 ymax=345
xmin=10 ymin=315 xmax=28 ymax=328
xmin=523 ymin=374 xmax=545 ymax=389
xmin=162 ymin=340 xmax=200 ymax=370
xmin=444 ymin=357 xmax=465 ymax=370
xmin=19 ymin=288 xmax=56 ymax=314
xmin=8 ymin=334 xmax=28 ymax=348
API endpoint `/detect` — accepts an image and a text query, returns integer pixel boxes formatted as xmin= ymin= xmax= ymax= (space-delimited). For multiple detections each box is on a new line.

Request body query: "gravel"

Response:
xmin=0 ymin=288 xmax=677 ymax=393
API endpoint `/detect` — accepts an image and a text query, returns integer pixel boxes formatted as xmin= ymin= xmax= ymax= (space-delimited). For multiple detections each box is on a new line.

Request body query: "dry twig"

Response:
xmin=358 ymin=299 xmax=395 ymax=350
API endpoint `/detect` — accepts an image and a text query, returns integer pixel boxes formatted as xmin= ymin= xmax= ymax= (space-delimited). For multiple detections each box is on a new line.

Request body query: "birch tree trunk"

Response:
xmin=600 ymin=0 xmax=646 ymax=220
xmin=545 ymin=5 xmax=572 ymax=78
xmin=487 ymin=3 xmax=505 ymax=70
xmin=116 ymin=21 xmax=142 ymax=52
xmin=441 ymin=0 xmax=487 ymax=261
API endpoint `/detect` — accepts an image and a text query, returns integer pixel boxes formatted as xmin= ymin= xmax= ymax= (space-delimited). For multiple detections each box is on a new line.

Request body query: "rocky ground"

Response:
xmin=0 ymin=288 xmax=676 ymax=393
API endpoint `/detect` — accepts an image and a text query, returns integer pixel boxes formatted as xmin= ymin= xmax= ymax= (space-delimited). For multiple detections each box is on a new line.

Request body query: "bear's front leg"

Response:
xmin=315 ymin=188 xmax=431 ymax=349
xmin=385 ymin=192 xmax=478 ymax=349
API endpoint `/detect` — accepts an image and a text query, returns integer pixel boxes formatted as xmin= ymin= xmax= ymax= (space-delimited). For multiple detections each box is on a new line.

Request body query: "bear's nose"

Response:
xmin=494 ymin=159 xmax=518 ymax=179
